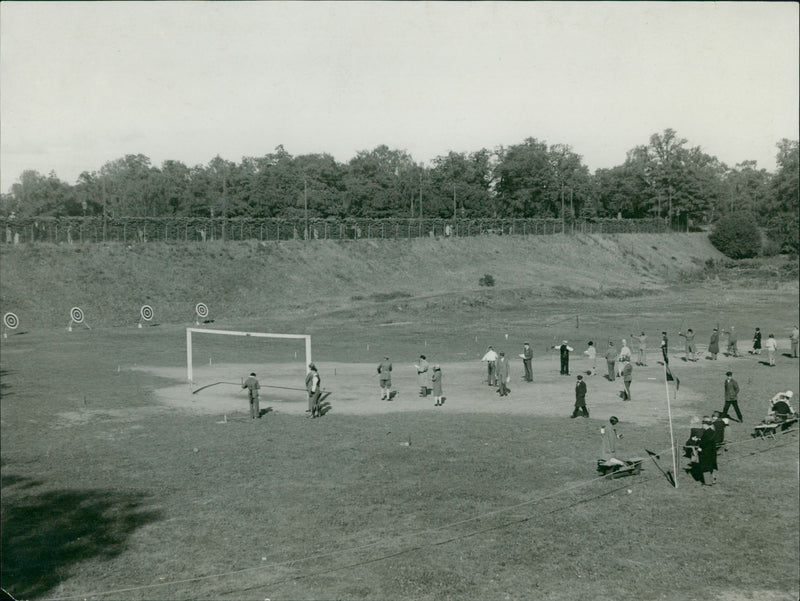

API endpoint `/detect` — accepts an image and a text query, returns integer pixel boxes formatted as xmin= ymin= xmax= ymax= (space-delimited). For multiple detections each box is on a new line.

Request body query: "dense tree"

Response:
xmin=426 ymin=150 xmax=495 ymax=218
xmin=765 ymin=139 xmax=799 ymax=252
xmin=1 ymin=134 xmax=795 ymax=228
xmin=343 ymin=146 xmax=416 ymax=217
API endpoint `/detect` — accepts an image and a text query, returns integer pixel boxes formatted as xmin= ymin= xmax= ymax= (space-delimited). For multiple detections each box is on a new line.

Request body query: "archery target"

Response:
xmin=140 ymin=305 xmax=154 ymax=321
xmin=3 ymin=312 xmax=19 ymax=330
xmin=70 ymin=307 xmax=85 ymax=324
xmin=195 ymin=303 xmax=209 ymax=318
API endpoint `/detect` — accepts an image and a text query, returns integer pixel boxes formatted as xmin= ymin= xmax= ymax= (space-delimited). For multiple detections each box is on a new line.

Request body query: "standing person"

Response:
xmin=764 ymin=334 xmax=778 ymax=366
xmin=415 ymin=355 xmax=430 ymax=397
xmin=604 ymin=341 xmax=617 ymax=381
xmin=600 ymin=416 xmax=622 ymax=459
xmin=481 ymin=346 xmax=498 ymax=387
xmin=632 ymin=331 xmax=647 ymax=366
xmin=660 ymin=332 xmax=669 ymax=364
xmin=725 ymin=326 xmax=739 ymax=357
xmin=678 ymin=328 xmax=697 ymax=361
xmin=583 ymin=341 xmax=597 ymax=376
xmin=621 ymin=359 xmax=633 ymax=401
xmin=306 ymin=363 xmax=322 ymax=418
xmin=711 ymin=410 xmax=728 ymax=450
xmin=378 ymin=356 xmax=393 ymax=401
xmin=432 ymin=364 xmax=444 ymax=406
xmin=708 ymin=328 xmax=720 ymax=360
xmin=571 ymin=374 xmax=589 ymax=418
xmin=721 ymin=371 xmax=742 ymax=422
xmin=496 ymin=351 xmax=510 ymax=396
xmin=697 ymin=417 xmax=718 ymax=486
xmin=553 ymin=340 xmax=574 ymax=376
xmin=790 ymin=326 xmax=799 ymax=358
xmin=750 ymin=328 xmax=762 ymax=355
xmin=520 ymin=342 xmax=534 ymax=382
xmin=242 ymin=372 xmax=260 ymax=419
xmin=617 ymin=339 xmax=632 ymax=376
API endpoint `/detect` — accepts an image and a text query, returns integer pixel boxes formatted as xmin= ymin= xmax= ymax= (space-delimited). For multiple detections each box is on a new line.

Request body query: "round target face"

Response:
xmin=70 ymin=307 xmax=85 ymax=324
xmin=3 ymin=312 xmax=19 ymax=329
xmin=195 ymin=303 xmax=209 ymax=318
xmin=140 ymin=305 xmax=154 ymax=321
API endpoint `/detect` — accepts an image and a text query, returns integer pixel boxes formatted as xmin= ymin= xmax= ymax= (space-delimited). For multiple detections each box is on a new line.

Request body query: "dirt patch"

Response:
xmin=142 ymin=351 xmax=709 ymax=428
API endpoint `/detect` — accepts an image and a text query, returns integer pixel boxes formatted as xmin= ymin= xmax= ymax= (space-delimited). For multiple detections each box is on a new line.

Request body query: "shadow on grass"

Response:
xmin=0 ymin=368 xmax=13 ymax=400
xmin=1 ymin=473 xmax=162 ymax=600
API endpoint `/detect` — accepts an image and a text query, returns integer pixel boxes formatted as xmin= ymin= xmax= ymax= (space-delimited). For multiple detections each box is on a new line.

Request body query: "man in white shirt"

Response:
xmin=481 ymin=346 xmax=498 ymax=386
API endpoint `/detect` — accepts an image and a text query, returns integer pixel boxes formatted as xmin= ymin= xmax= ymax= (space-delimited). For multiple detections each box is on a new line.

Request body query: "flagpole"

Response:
xmin=664 ymin=362 xmax=679 ymax=488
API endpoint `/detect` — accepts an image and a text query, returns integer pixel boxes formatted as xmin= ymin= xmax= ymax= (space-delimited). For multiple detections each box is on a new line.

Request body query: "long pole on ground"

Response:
xmin=304 ymin=177 xmax=308 ymax=241
xmin=663 ymin=363 xmax=678 ymax=488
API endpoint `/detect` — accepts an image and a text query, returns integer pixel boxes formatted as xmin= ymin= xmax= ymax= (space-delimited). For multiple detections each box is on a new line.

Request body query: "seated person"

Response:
xmin=767 ymin=390 xmax=796 ymax=422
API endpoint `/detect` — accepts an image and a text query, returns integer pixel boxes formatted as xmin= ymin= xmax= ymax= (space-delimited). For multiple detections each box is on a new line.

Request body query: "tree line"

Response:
xmin=2 ymin=129 xmax=797 ymax=251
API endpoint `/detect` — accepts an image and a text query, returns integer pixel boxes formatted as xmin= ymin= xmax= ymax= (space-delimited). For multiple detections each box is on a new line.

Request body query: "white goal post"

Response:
xmin=186 ymin=327 xmax=312 ymax=383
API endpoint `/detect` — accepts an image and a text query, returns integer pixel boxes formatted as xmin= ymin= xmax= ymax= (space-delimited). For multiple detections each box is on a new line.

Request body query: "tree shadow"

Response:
xmin=1 ymin=473 xmax=162 ymax=599
xmin=0 ymin=368 xmax=14 ymax=400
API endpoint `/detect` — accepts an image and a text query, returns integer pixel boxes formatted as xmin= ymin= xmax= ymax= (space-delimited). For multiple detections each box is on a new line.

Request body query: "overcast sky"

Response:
xmin=1 ymin=1 xmax=798 ymax=192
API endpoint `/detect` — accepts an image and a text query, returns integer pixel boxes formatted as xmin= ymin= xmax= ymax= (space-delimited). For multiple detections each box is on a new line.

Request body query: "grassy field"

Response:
xmin=1 ymin=235 xmax=798 ymax=600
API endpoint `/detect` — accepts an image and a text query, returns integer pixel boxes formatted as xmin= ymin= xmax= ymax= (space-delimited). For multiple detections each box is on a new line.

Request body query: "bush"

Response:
xmin=708 ymin=212 xmax=761 ymax=259
xmin=478 ymin=274 xmax=495 ymax=287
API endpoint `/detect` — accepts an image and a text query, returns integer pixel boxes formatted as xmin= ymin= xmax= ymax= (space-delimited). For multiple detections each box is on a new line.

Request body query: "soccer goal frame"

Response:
xmin=186 ymin=327 xmax=312 ymax=384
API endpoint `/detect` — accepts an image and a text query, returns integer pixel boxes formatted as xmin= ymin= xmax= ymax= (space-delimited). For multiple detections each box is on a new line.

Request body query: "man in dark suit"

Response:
xmin=521 ymin=342 xmax=533 ymax=382
xmin=571 ymin=374 xmax=589 ymax=418
xmin=721 ymin=371 xmax=742 ymax=422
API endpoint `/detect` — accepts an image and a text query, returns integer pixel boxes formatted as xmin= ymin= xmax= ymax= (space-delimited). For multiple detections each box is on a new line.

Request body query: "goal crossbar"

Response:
xmin=186 ymin=327 xmax=311 ymax=383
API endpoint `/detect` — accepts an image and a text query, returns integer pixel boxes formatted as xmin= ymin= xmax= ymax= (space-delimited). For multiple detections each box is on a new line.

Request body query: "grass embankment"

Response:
xmin=0 ymin=233 xmax=726 ymax=328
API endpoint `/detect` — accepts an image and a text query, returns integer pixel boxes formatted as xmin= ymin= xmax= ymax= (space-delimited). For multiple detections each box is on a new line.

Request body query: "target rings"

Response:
xmin=70 ymin=307 xmax=85 ymax=324
xmin=195 ymin=303 xmax=209 ymax=319
xmin=140 ymin=305 xmax=154 ymax=322
xmin=3 ymin=312 xmax=19 ymax=330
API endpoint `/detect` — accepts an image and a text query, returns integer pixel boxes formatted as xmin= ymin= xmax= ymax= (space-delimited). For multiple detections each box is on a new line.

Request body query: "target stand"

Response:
xmin=194 ymin=302 xmax=209 ymax=325
xmin=3 ymin=312 xmax=19 ymax=338
xmin=68 ymin=306 xmax=91 ymax=332
xmin=138 ymin=304 xmax=154 ymax=328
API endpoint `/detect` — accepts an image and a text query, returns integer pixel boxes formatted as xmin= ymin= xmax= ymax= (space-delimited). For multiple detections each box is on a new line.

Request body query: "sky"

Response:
xmin=1 ymin=1 xmax=798 ymax=192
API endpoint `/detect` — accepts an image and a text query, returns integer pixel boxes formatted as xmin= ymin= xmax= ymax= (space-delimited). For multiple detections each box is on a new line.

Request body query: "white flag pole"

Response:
xmin=664 ymin=362 xmax=679 ymax=488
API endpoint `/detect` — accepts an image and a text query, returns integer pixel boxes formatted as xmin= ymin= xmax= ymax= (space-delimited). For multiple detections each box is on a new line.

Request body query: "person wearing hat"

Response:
xmin=749 ymin=327 xmax=762 ymax=355
xmin=377 ymin=356 xmax=393 ymax=401
xmin=520 ymin=342 xmax=533 ymax=382
xmin=604 ymin=341 xmax=617 ymax=381
xmin=481 ymin=345 xmax=498 ymax=386
xmin=708 ymin=328 xmax=720 ymax=360
xmin=553 ymin=340 xmax=574 ymax=376
xmin=791 ymin=326 xmax=799 ymax=358
xmin=571 ymin=374 xmax=589 ymax=418
xmin=432 ymin=364 xmax=444 ymax=406
xmin=721 ymin=371 xmax=742 ymax=422
xmin=305 ymin=363 xmax=322 ymax=417
xmin=767 ymin=390 xmax=795 ymax=421
xmin=660 ymin=331 xmax=669 ymax=364
xmin=600 ymin=416 xmax=622 ymax=459
xmin=242 ymin=372 xmax=261 ymax=419
xmin=696 ymin=416 xmax=718 ymax=485
xmin=415 ymin=354 xmax=430 ymax=397
xmin=621 ymin=358 xmax=634 ymax=401
xmin=496 ymin=351 xmax=510 ymax=396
